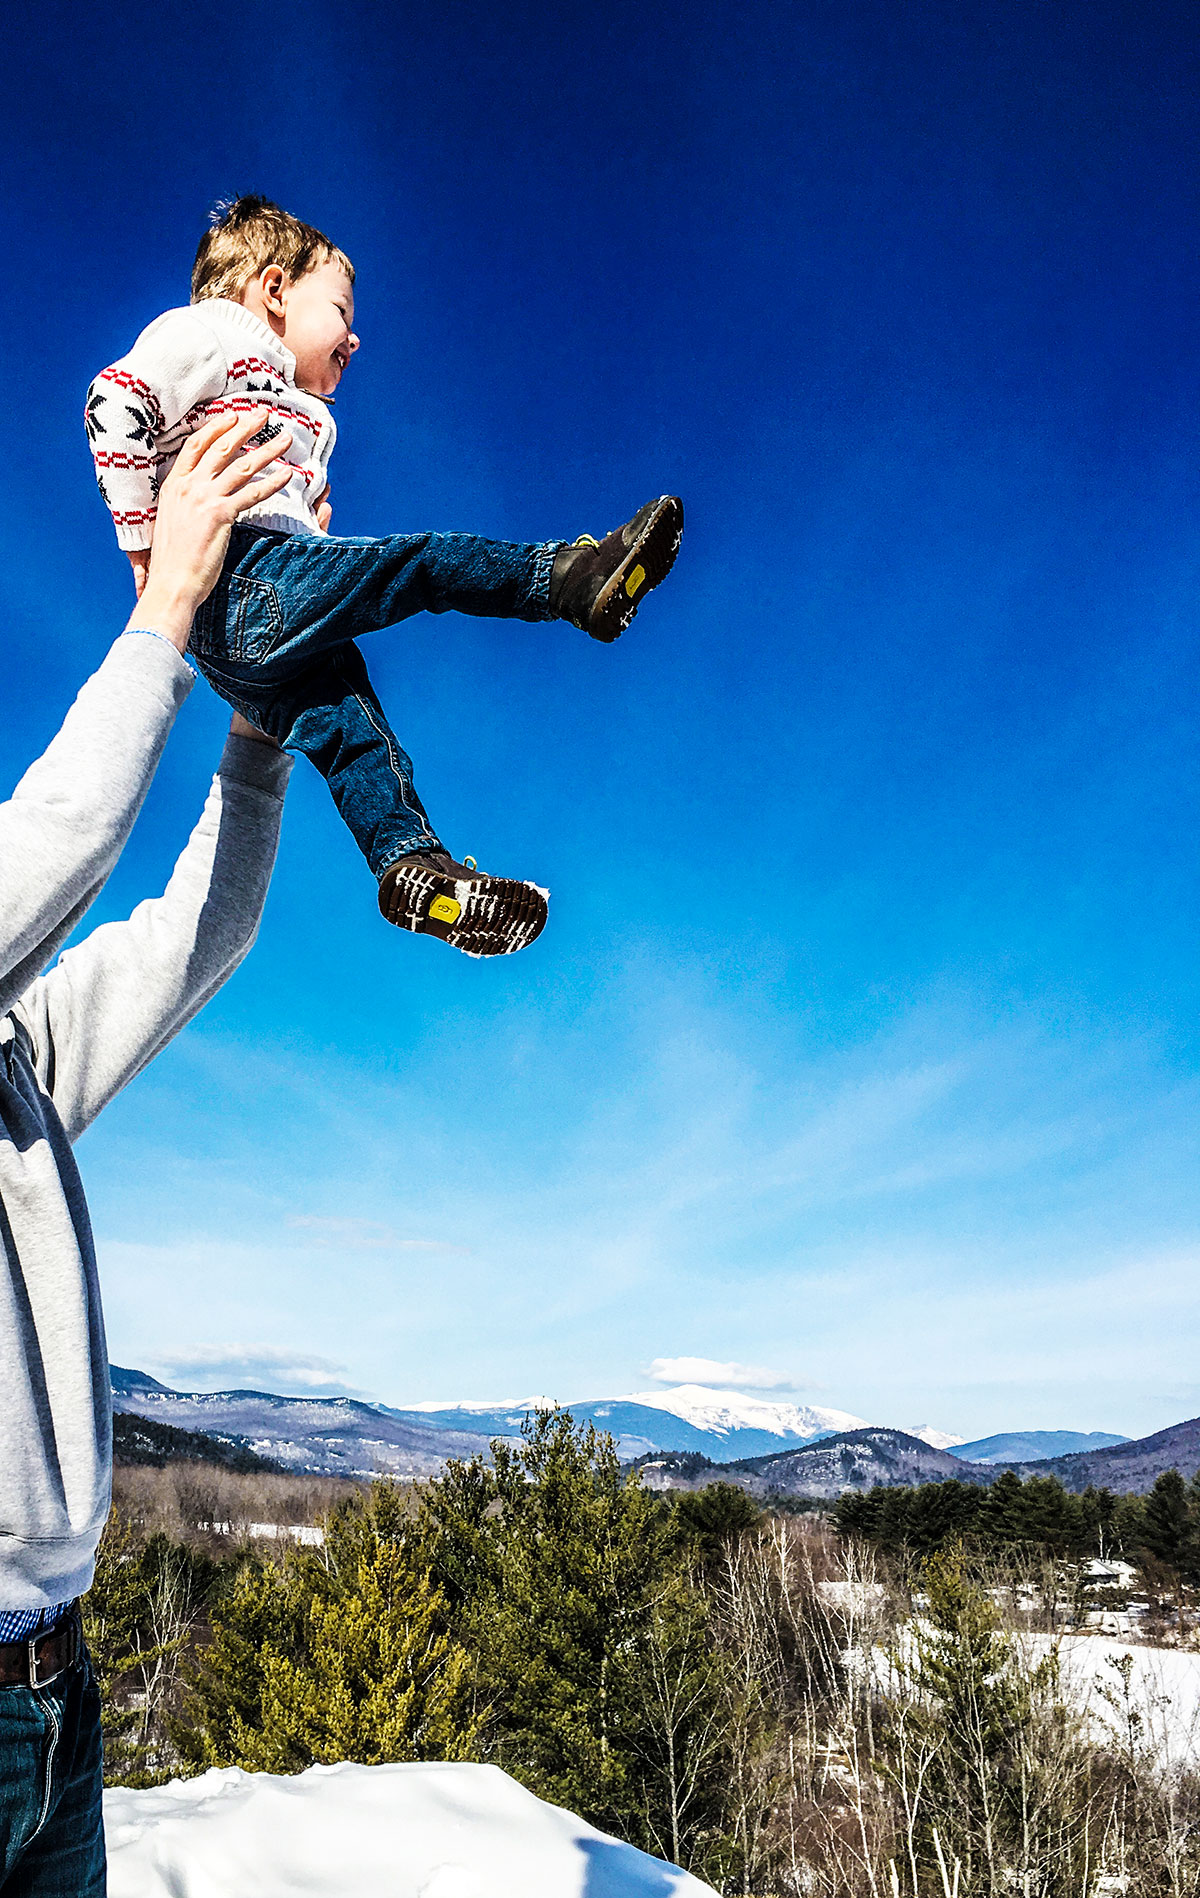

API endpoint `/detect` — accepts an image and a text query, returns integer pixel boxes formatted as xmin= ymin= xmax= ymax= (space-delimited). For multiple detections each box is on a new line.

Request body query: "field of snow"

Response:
xmin=853 ymin=1628 xmax=1200 ymax=1773
xmin=1049 ymin=1634 xmax=1200 ymax=1769
xmin=104 ymin=1760 xmax=718 ymax=1898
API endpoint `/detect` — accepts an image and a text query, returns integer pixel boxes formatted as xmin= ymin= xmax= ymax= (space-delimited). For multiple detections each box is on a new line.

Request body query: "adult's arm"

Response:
xmin=0 ymin=408 xmax=290 ymax=1022
xmin=12 ymin=733 xmax=292 ymax=1140
xmin=0 ymin=639 xmax=195 ymax=1022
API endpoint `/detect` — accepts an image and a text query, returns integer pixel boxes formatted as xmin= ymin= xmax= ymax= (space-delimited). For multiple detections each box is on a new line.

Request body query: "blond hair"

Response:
xmin=192 ymin=195 xmax=354 ymax=304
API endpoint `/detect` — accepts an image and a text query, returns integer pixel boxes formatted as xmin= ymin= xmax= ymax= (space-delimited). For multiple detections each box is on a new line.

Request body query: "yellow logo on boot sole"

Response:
xmin=429 ymin=895 xmax=462 ymax=925
xmin=625 ymin=564 xmax=646 ymax=598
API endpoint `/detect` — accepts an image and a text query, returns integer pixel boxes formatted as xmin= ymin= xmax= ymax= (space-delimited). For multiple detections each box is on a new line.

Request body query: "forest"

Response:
xmin=89 ymin=1414 xmax=1200 ymax=1896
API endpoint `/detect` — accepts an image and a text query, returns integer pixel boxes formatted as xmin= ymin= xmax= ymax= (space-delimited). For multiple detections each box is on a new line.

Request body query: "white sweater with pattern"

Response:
xmin=86 ymin=299 xmax=335 ymax=550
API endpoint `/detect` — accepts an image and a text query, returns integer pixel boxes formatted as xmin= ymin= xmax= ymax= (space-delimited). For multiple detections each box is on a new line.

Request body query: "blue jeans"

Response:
xmin=0 ymin=1656 xmax=104 ymax=1897
xmin=190 ymin=526 xmax=560 ymax=877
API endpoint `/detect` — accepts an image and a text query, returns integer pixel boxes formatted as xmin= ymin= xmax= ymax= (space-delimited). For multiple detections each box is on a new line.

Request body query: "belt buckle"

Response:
xmin=27 ymin=1633 xmax=62 ymax=1689
xmin=26 ymin=1610 xmax=78 ymax=1690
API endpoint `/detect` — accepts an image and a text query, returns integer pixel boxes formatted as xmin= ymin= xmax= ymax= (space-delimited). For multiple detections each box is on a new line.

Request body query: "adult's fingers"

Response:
xmin=218 ymin=432 xmax=290 ymax=495
xmin=231 ymin=466 xmax=293 ymax=517
xmin=170 ymin=409 xmax=261 ymax=477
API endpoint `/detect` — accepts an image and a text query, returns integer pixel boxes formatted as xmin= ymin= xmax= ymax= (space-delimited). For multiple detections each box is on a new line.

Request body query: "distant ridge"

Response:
xmin=108 ymin=1367 xmax=1162 ymax=1492
xmin=951 ymin=1429 xmax=1128 ymax=1465
xmin=657 ymin=1419 xmax=1200 ymax=1501
xmin=110 ymin=1370 xmax=495 ymax=1478
xmin=111 ymin=1364 xmax=174 ymax=1396
xmin=113 ymin=1411 xmax=282 ymax=1473
xmin=1001 ymin=1417 xmax=1200 ymax=1495
xmin=725 ymin=1428 xmax=989 ymax=1500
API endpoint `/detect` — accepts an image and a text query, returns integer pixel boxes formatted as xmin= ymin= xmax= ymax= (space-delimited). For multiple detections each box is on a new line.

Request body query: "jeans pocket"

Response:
xmin=191 ymin=575 xmax=284 ymax=664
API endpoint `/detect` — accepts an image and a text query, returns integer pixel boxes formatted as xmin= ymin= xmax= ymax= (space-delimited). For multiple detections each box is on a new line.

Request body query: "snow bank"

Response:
xmin=104 ymin=1760 xmax=719 ymax=1898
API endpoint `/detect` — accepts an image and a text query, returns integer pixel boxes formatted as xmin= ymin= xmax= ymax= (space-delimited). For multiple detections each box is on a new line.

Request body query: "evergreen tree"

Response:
xmin=84 ymin=1512 xmax=219 ymax=1784
xmin=978 ymin=1469 xmax=1028 ymax=1545
xmin=673 ymin=1482 xmax=760 ymax=1567
xmin=882 ymin=1545 xmax=1068 ymax=1890
xmin=420 ymin=1409 xmax=730 ymax=1862
xmin=904 ymin=1479 xmax=984 ymax=1555
xmin=1140 ymin=1469 xmax=1198 ymax=1580
xmin=176 ymin=1482 xmax=477 ymax=1771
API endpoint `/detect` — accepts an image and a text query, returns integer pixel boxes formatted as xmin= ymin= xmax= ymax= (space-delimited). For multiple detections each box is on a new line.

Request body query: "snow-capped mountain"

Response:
xmin=618 ymin=1384 xmax=867 ymax=1442
xmin=380 ymin=1384 xmax=870 ymax=1463
xmin=902 ymin=1424 xmax=967 ymax=1450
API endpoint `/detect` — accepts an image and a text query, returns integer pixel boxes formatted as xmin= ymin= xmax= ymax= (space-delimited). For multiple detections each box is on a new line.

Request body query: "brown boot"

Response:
xmin=549 ymin=495 xmax=684 ymax=642
xmin=378 ymin=850 xmax=548 ymax=958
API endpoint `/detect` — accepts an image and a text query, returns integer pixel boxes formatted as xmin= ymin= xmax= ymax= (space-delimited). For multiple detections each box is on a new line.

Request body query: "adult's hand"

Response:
xmin=125 ymin=409 xmax=291 ymax=654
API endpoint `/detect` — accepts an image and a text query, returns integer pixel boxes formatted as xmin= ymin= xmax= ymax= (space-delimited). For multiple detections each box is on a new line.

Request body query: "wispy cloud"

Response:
xmin=287 ymin=1216 xmax=468 ymax=1254
xmin=645 ymin=1356 xmax=792 ymax=1390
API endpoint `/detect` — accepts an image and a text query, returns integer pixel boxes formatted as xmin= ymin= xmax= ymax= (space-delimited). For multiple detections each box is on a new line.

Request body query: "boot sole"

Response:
xmin=379 ymin=860 xmax=549 ymax=958
xmin=588 ymin=496 xmax=684 ymax=643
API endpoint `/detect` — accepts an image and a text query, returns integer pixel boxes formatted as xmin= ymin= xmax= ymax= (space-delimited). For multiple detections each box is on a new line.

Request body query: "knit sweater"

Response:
xmin=86 ymin=299 xmax=335 ymax=550
xmin=0 ymin=633 xmax=292 ymax=1609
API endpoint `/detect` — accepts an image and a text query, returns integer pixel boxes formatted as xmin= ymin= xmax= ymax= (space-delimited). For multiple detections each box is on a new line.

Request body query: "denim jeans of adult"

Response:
xmin=190 ymin=525 xmax=560 ymax=878
xmin=0 ymin=1655 xmax=104 ymax=1897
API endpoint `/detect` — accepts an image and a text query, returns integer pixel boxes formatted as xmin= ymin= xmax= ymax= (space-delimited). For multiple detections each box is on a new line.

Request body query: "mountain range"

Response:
xmin=110 ymin=1366 xmax=496 ymax=1479
xmin=685 ymin=1419 xmax=1200 ymax=1501
xmin=386 ymin=1384 xmax=869 ymax=1462
xmin=110 ymin=1366 xmax=1141 ymax=1486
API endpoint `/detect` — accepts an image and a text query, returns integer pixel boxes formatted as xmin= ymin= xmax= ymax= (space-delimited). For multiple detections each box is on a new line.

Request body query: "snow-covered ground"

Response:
xmin=104 ymin=1761 xmax=718 ymax=1898
xmin=851 ymin=1627 xmax=1200 ymax=1773
xmin=1048 ymin=1635 xmax=1200 ymax=1770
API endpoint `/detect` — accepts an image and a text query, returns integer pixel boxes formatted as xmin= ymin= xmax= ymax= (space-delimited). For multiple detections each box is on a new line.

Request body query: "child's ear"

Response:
xmin=258 ymin=265 xmax=288 ymax=318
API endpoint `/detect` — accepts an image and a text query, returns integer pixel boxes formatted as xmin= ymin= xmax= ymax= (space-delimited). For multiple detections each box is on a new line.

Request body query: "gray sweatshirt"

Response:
xmin=0 ymin=632 xmax=291 ymax=1609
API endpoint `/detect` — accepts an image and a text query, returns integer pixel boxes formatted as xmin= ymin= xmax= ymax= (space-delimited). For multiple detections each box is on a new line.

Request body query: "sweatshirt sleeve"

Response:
xmin=0 ymin=633 xmax=195 ymax=1022
xmin=11 ymin=736 xmax=293 ymax=1143
xmin=86 ymin=309 xmax=228 ymax=552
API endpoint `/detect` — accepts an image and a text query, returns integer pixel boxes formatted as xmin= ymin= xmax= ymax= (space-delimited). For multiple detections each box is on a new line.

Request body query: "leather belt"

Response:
xmin=0 ymin=1603 xmax=83 ymax=1689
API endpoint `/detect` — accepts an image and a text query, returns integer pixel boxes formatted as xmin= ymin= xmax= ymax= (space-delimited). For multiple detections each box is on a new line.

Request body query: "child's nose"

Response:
xmin=348 ymin=332 xmax=360 ymax=354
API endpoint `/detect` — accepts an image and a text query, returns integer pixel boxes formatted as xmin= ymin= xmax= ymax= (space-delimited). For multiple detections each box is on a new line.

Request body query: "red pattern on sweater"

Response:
xmin=94 ymin=367 xmax=165 ymax=431
xmin=94 ymin=450 xmax=156 ymax=470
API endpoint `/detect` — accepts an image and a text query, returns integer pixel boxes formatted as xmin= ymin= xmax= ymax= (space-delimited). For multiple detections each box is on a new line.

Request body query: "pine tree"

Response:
xmin=1140 ymin=1469 xmax=1198 ymax=1580
xmin=419 ymin=1408 xmax=729 ymax=1860
xmin=882 ymin=1545 xmax=1070 ymax=1891
xmin=176 ymin=1482 xmax=478 ymax=1771
xmin=84 ymin=1511 xmax=218 ymax=1784
xmin=673 ymin=1483 xmax=761 ymax=1568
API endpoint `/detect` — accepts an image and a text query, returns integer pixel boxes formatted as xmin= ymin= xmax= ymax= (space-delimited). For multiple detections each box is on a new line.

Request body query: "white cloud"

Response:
xmin=152 ymin=1344 xmax=365 ymax=1398
xmin=645 ymin=1356 xmax=792 ymax=1390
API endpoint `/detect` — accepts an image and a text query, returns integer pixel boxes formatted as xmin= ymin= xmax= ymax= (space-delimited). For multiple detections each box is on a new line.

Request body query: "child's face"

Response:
xmin=277 ymin=262 xmax=359 ymax=397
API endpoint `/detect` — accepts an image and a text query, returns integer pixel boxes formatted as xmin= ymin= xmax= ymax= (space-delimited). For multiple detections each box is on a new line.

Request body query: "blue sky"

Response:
xmin=2 ymin=0 xmax=1197 ymax=1438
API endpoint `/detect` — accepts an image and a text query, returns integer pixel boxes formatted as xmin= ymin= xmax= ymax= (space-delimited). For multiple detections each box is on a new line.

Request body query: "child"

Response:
xmin=86 ymin=197 xmax=683 ymax=957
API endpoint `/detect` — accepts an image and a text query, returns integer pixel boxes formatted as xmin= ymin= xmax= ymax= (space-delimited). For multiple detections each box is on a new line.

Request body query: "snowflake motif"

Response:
xmin=123 ymin=404 xmax=157 ymax=451
xmin=85 ymin=391 xmax=107 ymax=443
xmin=96 ymin=472 xmax=110 ymax=505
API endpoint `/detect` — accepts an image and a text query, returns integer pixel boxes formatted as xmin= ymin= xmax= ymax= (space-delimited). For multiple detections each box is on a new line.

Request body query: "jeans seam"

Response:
xmin=349 ymin=696 xmax=441 ymax=870
xmin=350 ymin=689 xmax=406 ymax=789
xmin=28 ymin=1690 xmax=61 ymax=1843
